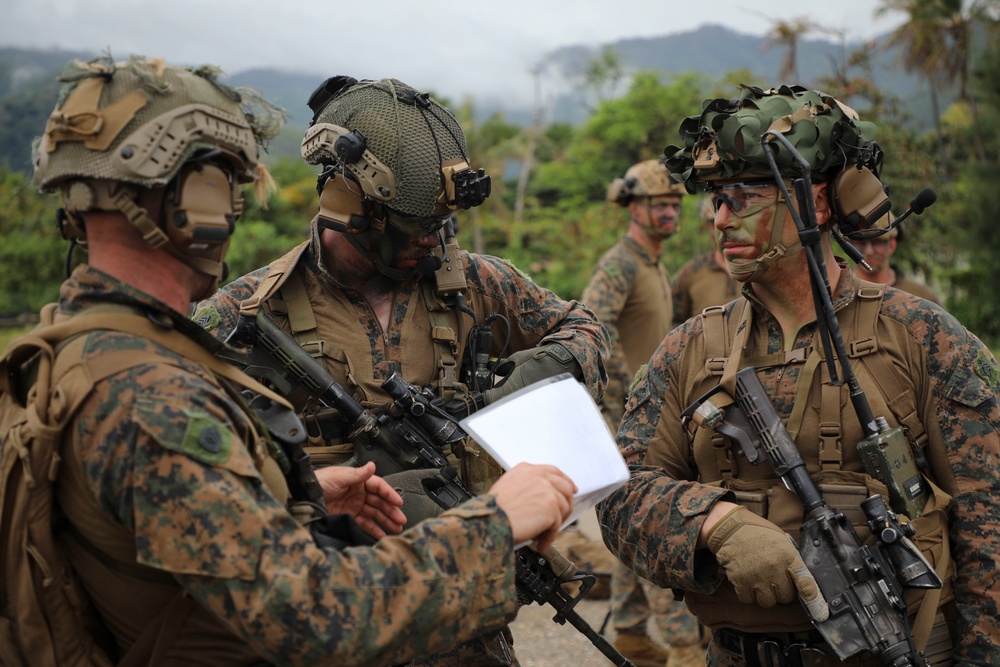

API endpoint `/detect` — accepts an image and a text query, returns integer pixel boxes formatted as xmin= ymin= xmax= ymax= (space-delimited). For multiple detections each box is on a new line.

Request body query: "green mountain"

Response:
xmin=0 ymin=25 xmax=944 ymax=172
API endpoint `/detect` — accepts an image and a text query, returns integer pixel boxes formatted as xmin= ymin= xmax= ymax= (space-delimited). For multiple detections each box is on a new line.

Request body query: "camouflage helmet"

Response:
xmin=301 ymin=77 xmax=490 ymax=221
xmin=32 ymin=56 xmax=282 ymax=299
xmin=663 ymin=84 xmax=883 ymax=190
xmin=33 ymin=56 xmax=281 ymax=193
xmin=607 ymin=159 xmax=685 ymax=206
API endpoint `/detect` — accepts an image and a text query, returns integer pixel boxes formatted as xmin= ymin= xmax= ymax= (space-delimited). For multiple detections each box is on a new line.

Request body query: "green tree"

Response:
xmin=0 ymin=168 xmax=64 ymax=316
xmin=945 ymin=37 xmax=1000 ymax=345
xmin=877 ymin=0 xmax=999 ymax=152
xmin=761 ymin=16 xmax=820 ymax=82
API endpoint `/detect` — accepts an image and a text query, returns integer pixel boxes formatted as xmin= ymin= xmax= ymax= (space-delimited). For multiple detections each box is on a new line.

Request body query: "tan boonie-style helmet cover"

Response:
xmin=33 ymin=55 xmax=282 ymax=194
xmin=664 ymin=84 xmax=882 ymax=187
xmin=302 ymin=77 xmax=490 ymax=222
xmin=606 ymin=159 xmax=686 ymax=206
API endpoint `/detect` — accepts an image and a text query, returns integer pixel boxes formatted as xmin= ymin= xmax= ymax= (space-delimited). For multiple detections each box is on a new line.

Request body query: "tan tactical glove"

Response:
xmin=482 ymin=343 xmax=583 ymax=405
xmin=707 ymin=506 xmax=829 ymax=620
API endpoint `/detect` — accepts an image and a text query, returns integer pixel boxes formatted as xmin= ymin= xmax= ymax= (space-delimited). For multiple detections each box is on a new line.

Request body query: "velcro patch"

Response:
xmin=974 ymin=348 xmax=999 ymax=390
xmin=180 ymin=409 xmax=232 ymax=465
xmin=192 ymin=305 xmax=221 ymax=331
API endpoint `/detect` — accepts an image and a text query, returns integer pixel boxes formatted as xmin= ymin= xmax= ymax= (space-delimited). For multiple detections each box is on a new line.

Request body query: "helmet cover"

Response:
xmin=33 ymin=55 xmax=283 ymax=192
xmin=663 ymin=84 xmax=883 ymax=190
xmin=607 ymin=159 xmax=685 ymax=206
xmin=302 ymin=78 xmax=488 ymax=219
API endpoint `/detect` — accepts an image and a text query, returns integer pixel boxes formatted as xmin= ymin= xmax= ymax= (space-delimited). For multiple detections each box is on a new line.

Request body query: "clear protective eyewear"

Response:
xmin=384 ymin=209 xmax=453 ymax=238
xmin=707 ymin=181 xmax=785 ymax=218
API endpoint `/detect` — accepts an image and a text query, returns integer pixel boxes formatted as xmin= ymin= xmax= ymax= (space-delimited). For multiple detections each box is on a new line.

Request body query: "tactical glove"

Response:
xmin=482 ymin=343 xmax=583 ymax=405
xmin=707 ymin=506 xmax=829 ymax=620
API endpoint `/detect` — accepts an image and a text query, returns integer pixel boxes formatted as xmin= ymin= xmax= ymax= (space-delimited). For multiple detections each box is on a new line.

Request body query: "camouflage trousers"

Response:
xmin=611 ymin=558 xmax=701 ymax=646
xmin=407 ymin=626 xmax=517 ymax=666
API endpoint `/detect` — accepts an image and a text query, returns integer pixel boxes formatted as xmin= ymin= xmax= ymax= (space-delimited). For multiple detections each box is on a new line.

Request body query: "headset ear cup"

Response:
xmin=831 ymin=167 xmax=891 ymax=234
xmin=315 ymin=173 xmax=370 ymax=233
xmin=161 ymin=163 xmax=236 ymax=254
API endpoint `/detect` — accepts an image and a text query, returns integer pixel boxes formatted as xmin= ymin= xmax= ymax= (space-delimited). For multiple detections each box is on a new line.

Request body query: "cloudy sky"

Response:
xmin=2 ymin=0 xmax=905 ymax=106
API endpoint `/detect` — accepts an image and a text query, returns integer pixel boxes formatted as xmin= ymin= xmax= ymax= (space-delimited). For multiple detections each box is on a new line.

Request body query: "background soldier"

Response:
xmin=582 ymin=160 xmax=705 ymax=667
xmin=849 ymin=214 xmax=941 ymax=304
xmin=13 ymin=56 xmax=577 ymax=667
xmin=598 ymin=85 xmax=999 ymax=665
xmin=671 ymin=197 xmax=740 ymax=327
xmin=195 ymin=76 xmax=609 ymax=666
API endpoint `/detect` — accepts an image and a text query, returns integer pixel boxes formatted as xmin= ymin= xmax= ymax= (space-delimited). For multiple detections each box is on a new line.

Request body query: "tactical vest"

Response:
xmin=2 ymin=303 xmax=293 ymax=667
xmin=234 ymin=237 xmax=503 ymax=493
xmin=680 ymin=283 xmax=955 ymax=659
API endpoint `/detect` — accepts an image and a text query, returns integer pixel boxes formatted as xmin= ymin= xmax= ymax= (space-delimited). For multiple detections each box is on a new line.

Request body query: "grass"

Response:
xmin=0 ymin=326 xmax=34 ymax=354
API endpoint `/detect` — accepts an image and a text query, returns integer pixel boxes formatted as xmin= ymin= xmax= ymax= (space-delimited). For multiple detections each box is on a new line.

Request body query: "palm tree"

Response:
xmin=877 ymin=0 xmax=999 ymax=157
xmin=760 ymin=16 xmax=820 ymax=82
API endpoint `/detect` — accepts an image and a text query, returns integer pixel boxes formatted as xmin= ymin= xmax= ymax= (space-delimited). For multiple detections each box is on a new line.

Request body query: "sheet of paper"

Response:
xmin=459 ymin=374 xmax=629 ymax=529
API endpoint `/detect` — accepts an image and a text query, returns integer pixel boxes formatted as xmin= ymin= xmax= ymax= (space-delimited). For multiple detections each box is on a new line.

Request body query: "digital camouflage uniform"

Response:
xmin=671 ymin=251 xmax=740 ymax=328
xmin=581 ymin=235 xmax=702 ymax=652
xmin=58 ymin=265 xmax=525 ymax=667
xmin=195 ymin=219 xmax=609 ymax=667
xmin=598 ymin=267 xmax=1000 ymax=665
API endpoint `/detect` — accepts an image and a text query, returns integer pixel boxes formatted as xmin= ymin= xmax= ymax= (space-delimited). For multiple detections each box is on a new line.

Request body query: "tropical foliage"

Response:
xmin=3 ymin=8 xmax=1000 ymax=348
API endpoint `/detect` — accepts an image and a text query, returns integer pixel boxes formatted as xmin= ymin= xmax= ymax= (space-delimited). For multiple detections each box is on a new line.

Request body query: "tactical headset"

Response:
xmin=57 ymin=152 xmax=243 ymax=287
xmin=828 ymin=165 xmax=892 ymax=236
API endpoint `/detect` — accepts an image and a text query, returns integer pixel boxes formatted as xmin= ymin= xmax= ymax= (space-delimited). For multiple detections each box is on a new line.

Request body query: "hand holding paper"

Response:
xmin=461 ymin=374 xmax=630 ymax=531
xmin=489 ymin=463 xmax=577 ymax=551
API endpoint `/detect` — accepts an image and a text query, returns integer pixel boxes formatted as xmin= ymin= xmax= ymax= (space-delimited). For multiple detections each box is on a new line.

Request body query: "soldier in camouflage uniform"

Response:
xmin=671 ymin=197 xmax=740 ymax=328
xmin=195 ymin=76 xmax=608 ymax=666
xmin=598 ymin=85 xmax=999 ymax=665
xmin=582 ymin=161 xmax=705 ymax=667
xmin=27 ymin=56 xmax=578 ymax=667
xmin=848 ymin=217 xmax=941 ymax=305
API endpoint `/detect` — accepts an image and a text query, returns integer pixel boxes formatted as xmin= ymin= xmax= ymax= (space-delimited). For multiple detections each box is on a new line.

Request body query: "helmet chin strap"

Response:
xmin=726 ymin=201 xmax=803 ymax=282
xmin=108 ymin=188 xmax=228 ymax=299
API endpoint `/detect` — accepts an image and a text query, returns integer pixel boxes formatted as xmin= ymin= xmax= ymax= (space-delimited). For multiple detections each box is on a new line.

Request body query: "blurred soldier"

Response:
xmin=671 ymin=196 xmax=740 ymax=327
xmin=582 ymin=160 xmax=705 ymax=667
xmin=195 ymin=76 xmax=608 ymax=666
xmin=599 ymin=84 xmax=999 ymax=665
xmin=849 ymin=215 xmax=941 ymax=304
xmin=8 ymin=56 xmax=578 ymax=667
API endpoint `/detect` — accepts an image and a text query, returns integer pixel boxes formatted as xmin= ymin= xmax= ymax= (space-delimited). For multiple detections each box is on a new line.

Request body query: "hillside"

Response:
xmin=0 ymin=25 xmax=942 ymax=170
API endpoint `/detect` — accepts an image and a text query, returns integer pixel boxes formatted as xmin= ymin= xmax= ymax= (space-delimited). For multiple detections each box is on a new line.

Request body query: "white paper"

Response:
xmin=459 ymin=374 xmax=629 ymax=530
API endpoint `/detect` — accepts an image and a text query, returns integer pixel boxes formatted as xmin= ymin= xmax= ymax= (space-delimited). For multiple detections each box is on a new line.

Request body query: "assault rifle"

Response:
xmin=683 ymin=368 xmax=940 ymax=666
xmin=220 ymin=310 xmax=634 ymax=667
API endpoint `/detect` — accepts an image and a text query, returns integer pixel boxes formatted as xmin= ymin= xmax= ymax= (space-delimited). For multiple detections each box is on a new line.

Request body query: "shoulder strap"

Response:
xmin=236 ymin=241 xmax=310 ymax=319
xmin=424 ymin=230 xmax=472 ymax=395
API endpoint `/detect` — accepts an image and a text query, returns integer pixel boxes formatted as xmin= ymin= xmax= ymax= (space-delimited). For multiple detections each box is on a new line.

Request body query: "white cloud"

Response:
xmin=1 ymin=0 xmax=906 ymax=107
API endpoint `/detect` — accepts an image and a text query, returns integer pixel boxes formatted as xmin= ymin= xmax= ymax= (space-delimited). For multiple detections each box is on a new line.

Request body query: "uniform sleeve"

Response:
xmin=912 ymin=305 xmax=1000 ymax=663
xmin=192 ymin=266 xmax=270 ymax=341
xmin=465 ymin=253 xmax=610 ymax=400
xmin=81 ymin=364 xmax=518 ymax=667
xmin=580 ymin=245 xmax=634 ymax=410
xmin=597 ymin=317 xmax=729 ymax=593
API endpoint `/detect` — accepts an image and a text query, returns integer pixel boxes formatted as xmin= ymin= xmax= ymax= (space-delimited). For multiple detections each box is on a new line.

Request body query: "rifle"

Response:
xmin=221 ymin=310 xmax=635 ymax=667
xmin=683 ymin=368 xmax=940 ymax=666
xmin=681 ymin=131 xmax=941 ymax=666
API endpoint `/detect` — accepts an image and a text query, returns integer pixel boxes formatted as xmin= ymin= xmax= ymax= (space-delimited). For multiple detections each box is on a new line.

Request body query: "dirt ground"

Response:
xmin=510 ymin=595 xmax=623 ymax=667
